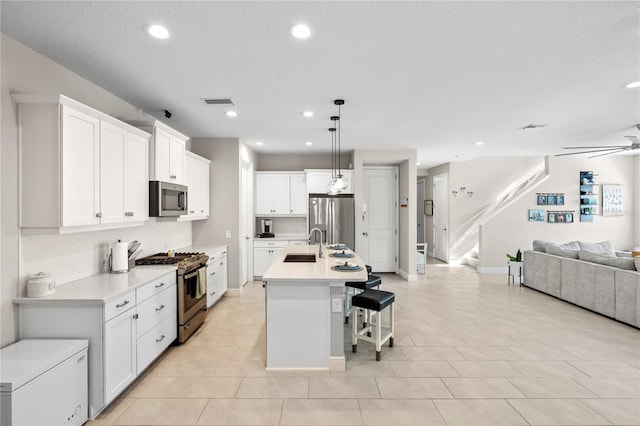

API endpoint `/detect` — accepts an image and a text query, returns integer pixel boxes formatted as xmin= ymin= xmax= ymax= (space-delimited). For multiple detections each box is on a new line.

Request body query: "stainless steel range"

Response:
xmin=136 ymin=252 xmax=209 ymax=342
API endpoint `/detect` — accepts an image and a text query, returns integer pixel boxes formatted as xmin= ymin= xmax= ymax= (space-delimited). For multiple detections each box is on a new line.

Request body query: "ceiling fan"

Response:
xmin=556 ymin=125 xmax=640 ymax=158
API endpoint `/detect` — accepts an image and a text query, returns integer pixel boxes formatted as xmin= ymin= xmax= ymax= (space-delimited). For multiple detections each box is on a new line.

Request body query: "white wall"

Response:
xmin=257 ymin=153 xmax=352 ymax=172
xmin=479 ymin=154 xmax=637 ymax=270
xmin=1 ymin=35 xmax=192 ymax=346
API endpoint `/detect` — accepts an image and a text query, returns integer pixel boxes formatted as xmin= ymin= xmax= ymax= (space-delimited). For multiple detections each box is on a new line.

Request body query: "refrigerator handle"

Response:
xmin=362 ymin=202 xmax=367 ymax=222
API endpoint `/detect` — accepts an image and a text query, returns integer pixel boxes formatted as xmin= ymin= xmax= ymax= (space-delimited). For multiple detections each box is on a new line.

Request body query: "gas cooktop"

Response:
xmin=135 ymin=252 xmax=208 ymax=274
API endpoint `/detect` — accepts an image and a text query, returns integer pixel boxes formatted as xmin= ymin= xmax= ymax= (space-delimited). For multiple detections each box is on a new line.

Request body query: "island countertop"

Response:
xmin=262 ymin=244 xmax=368 ymax=282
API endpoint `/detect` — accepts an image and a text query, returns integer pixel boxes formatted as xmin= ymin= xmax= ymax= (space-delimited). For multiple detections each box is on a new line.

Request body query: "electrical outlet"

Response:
xmin=225 ymin=230 xmax=231 ymax=238
xmin=331 ymin=298 xmax=342 ymax=313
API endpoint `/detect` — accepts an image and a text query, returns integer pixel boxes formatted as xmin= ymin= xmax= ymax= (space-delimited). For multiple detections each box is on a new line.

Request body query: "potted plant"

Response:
xmin=506 ymin=249 xmax=523 ymax=284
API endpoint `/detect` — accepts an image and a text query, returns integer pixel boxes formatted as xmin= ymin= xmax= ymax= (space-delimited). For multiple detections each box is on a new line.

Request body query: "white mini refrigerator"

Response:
xmin=1 ymin=339 xmax=89 ymax=426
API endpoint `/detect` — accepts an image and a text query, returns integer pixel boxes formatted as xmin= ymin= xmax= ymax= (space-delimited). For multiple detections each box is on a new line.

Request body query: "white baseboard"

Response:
xmin=329 ymin=356 xmax=346 ymax=371
xmin=398 ymin=269 xmax=418 ymax=281
xmin=226 ymin=288 xmax=242 ymax=297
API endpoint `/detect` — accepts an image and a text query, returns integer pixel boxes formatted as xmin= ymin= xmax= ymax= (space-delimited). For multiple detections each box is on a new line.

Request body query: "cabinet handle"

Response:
xmin=220 ymin=262 xmax=223 ymax=266
xmin=116 ymin=300 xmax=130 ymax=308
xmin=209 ymin=291 xmax=216 ymax=296
xmin=156 ymin=335 xmax=166 ymax=343
xmin=129 ymin=212 xmax=134 ymax=217
xmin=155 ymin=304 xmax=165 ymax=312
xmin=201 ymin=210 xmax=204 ymax=213
xmin=77 ymin=355 xmax=85 ymax=363
xmin=189 ymin=210 xmax=195 ymax=214
xmin=170 ymin=175 xmax=176 ymax=180
xmin=133 ymin=313 xmax=139 ymax=319
xmin=155 ymin=282 xmax=165 ymax=289
xmin=290 ymin=209 xmax=293 ymax=213
xmin=184 ymin=323 xmax=191 ymax=330
xmin=96 ymin=212 xmax=102 ymax=218
xmin=210 ymin=272 xmax=216 ymax=276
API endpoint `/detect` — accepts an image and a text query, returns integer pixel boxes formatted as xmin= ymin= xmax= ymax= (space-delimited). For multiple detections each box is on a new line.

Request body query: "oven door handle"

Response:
xmin=183 ymin=267 xmax=204 ymax=281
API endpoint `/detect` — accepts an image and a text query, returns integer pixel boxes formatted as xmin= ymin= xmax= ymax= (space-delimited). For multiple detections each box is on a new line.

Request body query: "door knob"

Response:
xmin=362 ymin=232 xmax=369 ymax=236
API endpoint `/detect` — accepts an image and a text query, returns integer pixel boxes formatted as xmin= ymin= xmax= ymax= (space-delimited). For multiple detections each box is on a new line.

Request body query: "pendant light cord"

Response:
xmin=337 ymin=103 xmax=341 ymax=177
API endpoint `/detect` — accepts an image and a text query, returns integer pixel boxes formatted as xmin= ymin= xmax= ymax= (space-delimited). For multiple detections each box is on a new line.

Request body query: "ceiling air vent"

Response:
xmin=202 ymin=98 xmax=234 ymax=105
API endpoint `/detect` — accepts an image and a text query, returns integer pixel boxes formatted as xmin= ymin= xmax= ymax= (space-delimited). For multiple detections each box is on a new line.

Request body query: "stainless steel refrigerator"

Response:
xmin=308 ymin=194 xmax=355 ymax=249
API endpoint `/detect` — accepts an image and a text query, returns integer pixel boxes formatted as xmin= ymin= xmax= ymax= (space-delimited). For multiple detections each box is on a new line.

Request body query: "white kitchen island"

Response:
xmin=262 ymin=244 xmax=367 ymax=371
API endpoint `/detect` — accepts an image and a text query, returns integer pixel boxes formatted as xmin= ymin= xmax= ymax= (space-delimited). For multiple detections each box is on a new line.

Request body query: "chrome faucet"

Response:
xmin=309 ymin=227 xmax=324 ymax=258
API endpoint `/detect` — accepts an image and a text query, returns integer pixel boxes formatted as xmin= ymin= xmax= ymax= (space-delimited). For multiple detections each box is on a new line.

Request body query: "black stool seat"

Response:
xmin=345 ymin=275 xmax=382 ymax=290
xmin=352 ymin=289 xmax=395 ymax=312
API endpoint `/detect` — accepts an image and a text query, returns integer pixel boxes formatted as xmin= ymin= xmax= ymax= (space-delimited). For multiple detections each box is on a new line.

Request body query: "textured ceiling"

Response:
xmin=2 ymin=1 xmax=639 ymax=168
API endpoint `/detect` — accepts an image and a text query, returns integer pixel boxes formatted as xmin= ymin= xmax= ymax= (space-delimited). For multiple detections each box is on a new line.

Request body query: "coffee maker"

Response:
xmin=259 ymin=219 xmax=274 ymax=238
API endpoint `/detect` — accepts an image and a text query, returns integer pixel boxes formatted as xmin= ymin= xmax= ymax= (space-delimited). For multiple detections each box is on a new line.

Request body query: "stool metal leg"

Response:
xmin=389 ymin=302 xmax=395 ymax=347
xmin=376 ymin=309 xmax=382 ymax=361
xmin=351 ymin=305 xmax=358 ymax=353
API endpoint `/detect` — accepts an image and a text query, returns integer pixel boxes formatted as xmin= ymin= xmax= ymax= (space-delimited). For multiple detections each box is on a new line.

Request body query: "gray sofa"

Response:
xmin=523 ymin=248 xmax=640 ymax=328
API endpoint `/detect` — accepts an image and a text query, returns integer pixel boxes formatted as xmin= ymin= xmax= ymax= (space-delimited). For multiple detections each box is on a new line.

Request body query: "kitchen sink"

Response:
xmin=283 ymin=254 xmax=317 ymax=263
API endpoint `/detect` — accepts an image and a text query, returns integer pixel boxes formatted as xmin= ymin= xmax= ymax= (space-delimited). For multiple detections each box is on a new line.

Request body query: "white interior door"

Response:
xmin=241 ymin=160 xmax=253 ymax=285
xmin=361 ymin=167 xmax=397 ymax=272
xmin=417 ymin=178 xmax=426 ymax=244
xmin=433 ymin=174 xmax=449 ymax=262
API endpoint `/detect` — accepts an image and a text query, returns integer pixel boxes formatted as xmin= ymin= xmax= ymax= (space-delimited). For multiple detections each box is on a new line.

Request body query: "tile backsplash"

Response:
xmin=19 ymin=220 xmax=192 ymax=295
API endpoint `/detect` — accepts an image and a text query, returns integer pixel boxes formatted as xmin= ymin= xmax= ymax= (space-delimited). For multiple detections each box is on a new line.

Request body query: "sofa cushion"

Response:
xmin=578 ymin=241 xmax=616 ymax=256
xmin=579 ymin=250 xmax=635 ymax=270
xmin=545 ymin=241 xmax=579 ymax=259
xmin=532 ymin=240 xmax=547 ymax=252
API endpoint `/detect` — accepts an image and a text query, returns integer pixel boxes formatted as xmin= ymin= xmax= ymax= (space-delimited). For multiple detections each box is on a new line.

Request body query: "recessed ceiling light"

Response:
xmin=475 ymin=141 xmax=485 ymax=146
xmin=290 ymin=24 xmax=311 ymax=39
xmin=305 ymin=141 xmax=313 ymax=146
xmin=302 ymin=111 xmax=314 ymax=118
xmin=225 ymin=110 xmax=238 ymax=117
xmin=146 ymin=24 xmax=170 ymax=39
xmin=255 ymin=141 xmax=263 ymax=146
xmin=625 ymin=81 xmax=640 ymax=88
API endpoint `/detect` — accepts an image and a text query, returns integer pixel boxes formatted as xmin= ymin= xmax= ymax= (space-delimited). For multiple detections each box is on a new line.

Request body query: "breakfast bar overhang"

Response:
xmin=262 ymin=244 xmax=367 ymax=371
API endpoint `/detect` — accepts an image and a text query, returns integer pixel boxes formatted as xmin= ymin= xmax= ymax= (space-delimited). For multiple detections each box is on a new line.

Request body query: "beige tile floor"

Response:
xmin=88 ymin=260 xmax=640 ymax=426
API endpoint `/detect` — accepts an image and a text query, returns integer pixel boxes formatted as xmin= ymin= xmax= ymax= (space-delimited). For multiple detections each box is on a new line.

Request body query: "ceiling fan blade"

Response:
xmin=624 ymin=136 xmax=639 ymax=143
xmin=555 ymin=147 xmax=624 ymax=157
xmin=561 ymin=145 xmax=628 ymax=149
xmin=588 ymin=148 xmax=628 ymax=158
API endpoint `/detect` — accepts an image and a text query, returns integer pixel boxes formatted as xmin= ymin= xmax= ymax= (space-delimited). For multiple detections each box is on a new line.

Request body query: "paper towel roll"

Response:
xmin=110 ymin=241 xmax=129 ymax=273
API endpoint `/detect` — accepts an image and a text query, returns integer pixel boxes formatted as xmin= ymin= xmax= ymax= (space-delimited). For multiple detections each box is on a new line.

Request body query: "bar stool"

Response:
xmin=344 ymin=265 xmax=381 ymax=324
xmin=351 ymin=289 xmax=395 ymax=361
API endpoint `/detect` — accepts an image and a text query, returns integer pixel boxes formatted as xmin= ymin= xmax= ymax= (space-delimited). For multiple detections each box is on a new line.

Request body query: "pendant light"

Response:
xmin=327 ymin=126 xmax=338 ymax=195
xmin=327 ymin=99 xmax=348 ymax=194
xmin=331 ymin=99 xmax=348 ymax=192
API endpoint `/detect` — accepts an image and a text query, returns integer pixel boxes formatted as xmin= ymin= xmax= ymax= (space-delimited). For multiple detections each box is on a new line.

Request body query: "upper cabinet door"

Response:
xmin=289 ymin=173 xmax=307 ymax=214
xmin=99 ymin=121 xmax=127 ymax=224
xmin=153 ymin=127 xmax=172 ymax=182
xmin=255 ymin=173 xmax=290 ymax=215
xmin=61 ymin=106 xmax=100 ymax=227
xmin=125 ymin=132 xmax=150 ymax=221
xmin=169 ymin=137 xmax=186 ymax=184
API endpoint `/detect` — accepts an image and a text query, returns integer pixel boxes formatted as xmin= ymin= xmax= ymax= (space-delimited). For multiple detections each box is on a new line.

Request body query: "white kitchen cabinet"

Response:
xmin=12 ymin=94 xmax=150 ymax=232
xmin=255 ymin=172 xmax=308 ymax=216
xmin=104 ymin=306 xmax=136 ymax=404
xmin=17 ymin=270 xmax=177 ymax=418
xmin=144 ymin=122 xmax=187 ymax=184
xmin=206 ymin=247 xmax=228 ymax=308
xmin=289 ymin=172 xmax=307 ymax=214
xmin=305 ymin=169 xmax=353 ymax=194
xmin=253 ymin=240 xmax=288 ymax=277
xmin=255 ymin=172 xmax=291 ymax=215
xmin=181 ymin=151 xmax=211 ymax=221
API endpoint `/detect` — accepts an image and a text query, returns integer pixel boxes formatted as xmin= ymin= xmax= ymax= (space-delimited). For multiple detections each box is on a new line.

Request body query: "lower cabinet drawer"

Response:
xmin=136 ymin=285 xmax=176 ymax=337
xmin=104 ymin=290 xmax=135 ymax=321
xmin=137 ymin=312 xmax=177 ymax=373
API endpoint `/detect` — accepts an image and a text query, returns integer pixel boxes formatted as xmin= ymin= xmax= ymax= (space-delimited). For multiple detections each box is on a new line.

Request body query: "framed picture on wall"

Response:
xmin=556 ymin=213 xmax=565 ymax=223
xmin=602 ymin=184 xmax=623 ymax=216
xmin=565 ymin=212 xmax=574 ymax=223
xmin=537 ymin=194 xmax=547 ymax=205
xmin=547 ymin=194 xmax=557 ymax=205
xmin=548 ymin=212 xmax=556 ymax=223
xmin=424 ymin=200 xmax=433 ymax=216
xmin=528 ymin=209 xmax=545 ymax=222
xmin=556 ymin=194 xmax=565 ymax=205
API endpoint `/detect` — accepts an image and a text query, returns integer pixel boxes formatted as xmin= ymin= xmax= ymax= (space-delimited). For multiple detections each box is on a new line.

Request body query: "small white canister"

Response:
xmin=27 ymin=272 xmax=56 ymax=297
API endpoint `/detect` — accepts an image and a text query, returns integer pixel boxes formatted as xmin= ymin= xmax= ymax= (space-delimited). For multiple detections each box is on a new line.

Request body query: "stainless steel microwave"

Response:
xmin=149 ymin=181 xmax=188 ymax=217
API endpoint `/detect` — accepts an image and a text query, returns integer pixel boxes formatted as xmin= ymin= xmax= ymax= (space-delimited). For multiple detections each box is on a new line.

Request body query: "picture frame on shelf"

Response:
xmin=528 ymin=209 xmax=545 ymax=222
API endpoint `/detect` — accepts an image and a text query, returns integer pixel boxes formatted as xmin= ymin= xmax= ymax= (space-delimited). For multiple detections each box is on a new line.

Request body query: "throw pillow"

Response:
xmin=577 ymin=241 xmax=616 ymax=257
xmin=532 ymin=240 xmax=547 ymax=252
xmin=545 ymin=242 xmax=579 ymax=259
xmin=579 ymin=250 xmax=635 ymax=270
